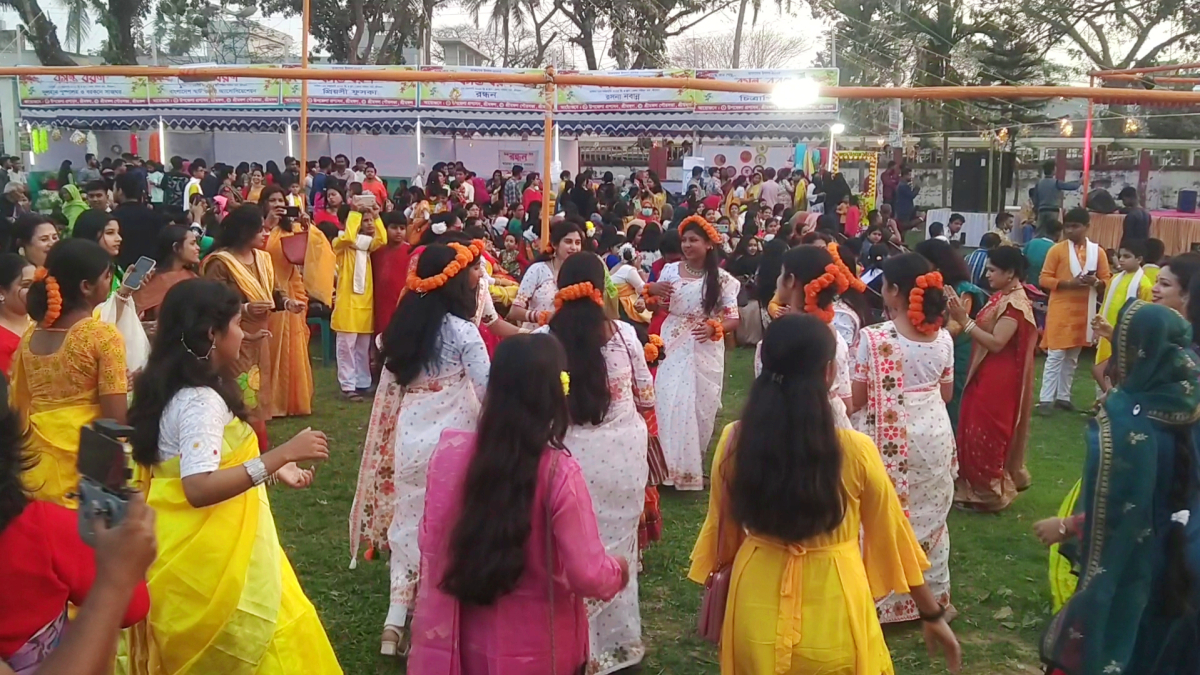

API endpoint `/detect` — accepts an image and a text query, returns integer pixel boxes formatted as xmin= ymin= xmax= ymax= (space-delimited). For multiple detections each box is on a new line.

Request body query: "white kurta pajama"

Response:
xmin=536 ymin=321 xmax=653 ymax=674
xmin=653 ymin=263 xmax=740 ymax=491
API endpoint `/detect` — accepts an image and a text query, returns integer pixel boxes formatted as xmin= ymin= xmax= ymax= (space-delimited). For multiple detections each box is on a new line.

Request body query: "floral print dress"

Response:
xmin=513 ymin=261 xmax=557 ymax=331
xmin=348 ymin=315 xmax=490 ymax=616
xmin=851 ymin=322 xmax=956 ymax=623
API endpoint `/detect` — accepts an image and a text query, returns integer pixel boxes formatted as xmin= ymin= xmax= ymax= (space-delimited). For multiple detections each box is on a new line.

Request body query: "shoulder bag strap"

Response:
xmin=545 ymin=449 xmax=562 ymax=675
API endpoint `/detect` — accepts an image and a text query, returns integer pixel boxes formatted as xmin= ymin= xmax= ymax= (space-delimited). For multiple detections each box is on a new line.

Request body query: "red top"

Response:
xmin=313 ymin=209 xmax=343 ymax=230
xmin=372 ymin=241 xmax=412 ymax=335
xmin=0 ymin=324 xmax=21 ymax=375
xmin=362 ymin=178 xmax=389 ymax=206
xmin=0 ymin=501 xmax=150 ymax=657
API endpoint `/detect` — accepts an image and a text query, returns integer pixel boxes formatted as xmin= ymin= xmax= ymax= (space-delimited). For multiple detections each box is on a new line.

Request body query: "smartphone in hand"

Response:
xmin=122 ymin=256 xmax=157 ymax=291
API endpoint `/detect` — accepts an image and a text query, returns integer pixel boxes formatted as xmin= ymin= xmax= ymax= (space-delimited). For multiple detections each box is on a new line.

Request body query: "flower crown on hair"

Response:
xmin=553 ymin=281 xmax=604 ymax=309
xmin=32 ymin=267 xmax=62 ymax=327
xmin=803 ymin=264 xmax=840 ymax=324
xmin=827 ymin=242 xmax=867 ymax=293
xmin=679 ymin=215 xmax=722 ymax=245
xmin=406 ymin=239 xmax=484 ymax=295
xmin=908 ymin=271 xmax=945 ymax=335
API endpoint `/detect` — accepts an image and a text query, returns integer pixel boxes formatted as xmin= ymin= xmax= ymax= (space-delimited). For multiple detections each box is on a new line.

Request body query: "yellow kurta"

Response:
xmin=689 ymin=424 xmax=929 ymax=675
xmin=136 ymin=417 xmax=341 ymax=675
xmin=330 ymin=211 xmax=387 ymax=334
xmin=10 ymin=319 xmax=127 ymax=507
xmin=1038 ymin=240 xmax=1112 ymax=351
xmin=1095 ymin=268 xmax=1154 ymax=363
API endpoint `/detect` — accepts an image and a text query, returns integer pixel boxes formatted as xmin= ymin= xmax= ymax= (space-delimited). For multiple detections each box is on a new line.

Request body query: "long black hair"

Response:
xmin=27 ymin=239 xmax=111 ymax=324
xmin=681 ymin=218 xmax=721 ymax=315
xmin=728 ymin=314 xmax=845 ymax=541
xmin=780 ymin=245 xmax=838 ymax=312
xmin=216 ymin=204 xmax=264 ymax=250
xmin=915 ymin=238 xmax=971 ymax=287
xmin=440 ymin=333 xmax=570 ymax=605
xmin=0 ymin=400 xmax=31 ymax=534
xmin=549 ymin=253 xmax=611 ymax=426
xmin=881 ymin=252 xmax=947 ymax=326
xmin=129 ymin=279 xmax=248 ymax=467
xmin=828 ymin=240 xmax=871 ymax=329
xmin=382 ymin=244 xmax=478 ymax=386
xmin=72 ymin=209 xmax=114 ymax=245
xmin=754 ymin=238 xmax=788 ymax=307
xmin=0 ymin=253 xmax=29 ymax=289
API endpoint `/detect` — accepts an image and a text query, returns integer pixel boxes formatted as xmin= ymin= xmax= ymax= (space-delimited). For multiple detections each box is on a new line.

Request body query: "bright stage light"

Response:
xmin=771 ymin=79 xmax=820 ymax=109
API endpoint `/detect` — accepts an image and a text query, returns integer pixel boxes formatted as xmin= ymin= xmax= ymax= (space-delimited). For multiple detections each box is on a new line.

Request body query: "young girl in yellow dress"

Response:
xmin=127 ymin=278 xmax=341 ymax=674
xmin=690 ymin=314 xmax=961 ymax=674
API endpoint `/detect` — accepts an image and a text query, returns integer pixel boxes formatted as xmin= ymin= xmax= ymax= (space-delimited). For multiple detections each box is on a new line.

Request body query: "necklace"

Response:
xmin=684 ymin=261 xmax=705 ymax=277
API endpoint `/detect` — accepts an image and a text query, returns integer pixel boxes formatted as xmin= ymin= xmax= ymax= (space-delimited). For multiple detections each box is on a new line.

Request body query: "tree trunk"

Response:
xmin=103 ymin=0 xmax=141 ymax=64
xmin=7 ymin=0 xmax=76 ymax=65
xmin=502 ymin=15 xmax=510 ymax=67
xmin=731 ymin=0 xmax=749 ymax=68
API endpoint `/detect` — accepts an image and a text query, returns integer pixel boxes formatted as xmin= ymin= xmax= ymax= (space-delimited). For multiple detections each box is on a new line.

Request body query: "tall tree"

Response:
xmin=1 ymin=0 xmax=77 ymax=64
xmin=969 ymin=24 xmax=1050 ymax=138
xmin=668 ymin=26 xmax=810 ymax=68
xmin=605 ymin=0 xmax=736 ymax=68
xmin=96 ymin=0 xmax=149 ymax=64
xmin=58 ymin=0 xmax=91 ymax=53
xmin=728 ymin=0 xmax=793 ymax=69
xmin=260 ymin=0 xmax=422 ymax=63
xmin=1020 ymin=0 xmax=1200 ymax=72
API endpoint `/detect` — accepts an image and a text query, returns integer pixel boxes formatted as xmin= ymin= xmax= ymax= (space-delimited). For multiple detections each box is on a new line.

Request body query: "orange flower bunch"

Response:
xmin=706 ymin=318 xmax=724 ymax=342
xmin=679 ymin=215 xmax=722 ymax=244
xmin=406 ymin=239 xmax=485 ymax=294
xmin=641 ymin=285 xmax=657 ymax=307
xmin=32 ymin=267 xmax=62 ymax=327
xmin=802 ymin=264 xmax=840 ymax=324
xmin=644 ymin=333 xmax=665 ymax=363
xmin=827 ymin=242 xmax=867 ymax=293
xmin=553 ymin=282 xmax=604 ymax=309
xmin=908 ymin=271 xmax=945 ymax=335
xmin=535 ymin=310 xmax=554 ymax=325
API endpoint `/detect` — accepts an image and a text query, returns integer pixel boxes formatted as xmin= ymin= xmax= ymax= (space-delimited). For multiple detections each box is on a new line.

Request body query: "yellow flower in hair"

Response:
xmin=560 ymin=371 xmax=571 ymax=396
xmin=585 ymin=221 xmax=596 ymax=237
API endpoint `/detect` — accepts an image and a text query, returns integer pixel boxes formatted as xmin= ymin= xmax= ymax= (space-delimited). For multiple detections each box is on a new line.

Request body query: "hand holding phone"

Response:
xmin=122 ymin=256 xmax=157 ymax=291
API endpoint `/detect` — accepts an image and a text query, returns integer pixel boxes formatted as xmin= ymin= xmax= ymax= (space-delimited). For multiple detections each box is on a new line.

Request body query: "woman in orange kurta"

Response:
xmin=260 ymin=185 xmax=334 ymax=418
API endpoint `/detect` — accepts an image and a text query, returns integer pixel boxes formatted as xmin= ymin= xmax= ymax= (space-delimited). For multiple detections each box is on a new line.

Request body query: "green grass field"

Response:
xmin=268 ymin=348 xmax=1092 ymax=674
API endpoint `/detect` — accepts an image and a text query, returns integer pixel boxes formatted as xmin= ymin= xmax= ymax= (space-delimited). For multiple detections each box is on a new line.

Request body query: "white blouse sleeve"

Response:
xmin=450 ymin=317 xmax=491 ymax=396
xmin=614 ymin=265 xmax=645 ymax=293
xmin=617 ymin=323 xmax=655 ymax=407
xmin=165 ymin=388 xmax=233 ymax=478
xmin=514 ymin=262 xmax=547 ymax=308
xmin=833 ymin=331 xmax=852 ymax=400
xmin=717 ymin=270 xmax=741 ymax=321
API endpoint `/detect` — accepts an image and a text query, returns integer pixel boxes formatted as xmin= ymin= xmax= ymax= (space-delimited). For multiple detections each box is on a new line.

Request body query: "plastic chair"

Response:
xmin=307 ymin=316 xmax=335 ymax=366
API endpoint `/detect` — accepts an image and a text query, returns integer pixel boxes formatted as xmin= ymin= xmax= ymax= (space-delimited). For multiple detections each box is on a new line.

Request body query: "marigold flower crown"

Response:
xmin=553 ymin=281 xmax=604 ymax=309
xmin=908 ymin=271 xmax=945 ymax=335
xmin=679 ymin=215 xmax=722 ymax=245
xmin=32 ymin=267 xmax=62 ymax=327
xmin=406 ymin=240 xmax=485 ymax=294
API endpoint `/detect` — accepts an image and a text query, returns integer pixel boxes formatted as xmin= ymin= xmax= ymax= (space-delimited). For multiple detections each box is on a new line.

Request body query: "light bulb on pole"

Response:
xmin=828 ymin=122 xmax=845 ymax=171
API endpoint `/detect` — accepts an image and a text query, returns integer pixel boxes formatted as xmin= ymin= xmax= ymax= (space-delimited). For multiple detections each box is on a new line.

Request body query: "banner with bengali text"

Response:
xmin=282 ymin=65 xmax=418 ymax=107
xmin=149 ymin=70 xmax=281 ymax=106
xmin=692 ymin=68 xmax=839 ymax=112
xmin=18 ymin=74 xmax=147 ymax=106
xmin=417 ymin=66 xmax=545 ymax=110
xmin=557 ymin=69 xmax=694 ymax=111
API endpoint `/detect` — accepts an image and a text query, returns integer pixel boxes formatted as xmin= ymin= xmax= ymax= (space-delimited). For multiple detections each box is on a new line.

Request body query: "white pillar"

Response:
xmin=0 ymin=77 xmax=20 ymax=158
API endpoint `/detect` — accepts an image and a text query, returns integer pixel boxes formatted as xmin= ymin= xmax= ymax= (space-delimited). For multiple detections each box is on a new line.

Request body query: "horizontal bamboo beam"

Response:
xmin=1098 ymin=74 xmax=1200 ymax=85
xmin=4 ymin=66 xmax=1200 ymax=103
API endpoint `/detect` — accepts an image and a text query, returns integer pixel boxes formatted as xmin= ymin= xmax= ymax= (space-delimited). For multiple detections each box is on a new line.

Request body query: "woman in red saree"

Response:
xmin=948 ymin=245 xmax=1037 ymax=512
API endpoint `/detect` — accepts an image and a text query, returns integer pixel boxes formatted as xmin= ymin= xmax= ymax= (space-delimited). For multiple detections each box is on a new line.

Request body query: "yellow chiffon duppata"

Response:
xmin=125 ymin=417 xmax=342 ymax=675
xmin=690 ymin=424 xmax=929 ymax=675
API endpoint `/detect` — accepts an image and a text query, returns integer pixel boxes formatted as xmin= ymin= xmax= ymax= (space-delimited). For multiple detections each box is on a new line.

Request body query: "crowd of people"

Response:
xmin=0 ymin=147 xmax=1197 ymax=675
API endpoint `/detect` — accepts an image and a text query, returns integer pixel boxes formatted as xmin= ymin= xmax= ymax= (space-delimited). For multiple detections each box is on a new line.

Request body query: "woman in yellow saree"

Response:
xmin=127 ymin=278 xmax=341 ymax=675
xmin=260 ymin=185 xmax=335 ymax=418
xmin=10 ymin=238 xmax=127 ymax=507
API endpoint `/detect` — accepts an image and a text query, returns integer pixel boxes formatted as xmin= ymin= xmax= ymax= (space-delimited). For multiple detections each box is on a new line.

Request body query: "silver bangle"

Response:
xmin=963 ymin=319 xmax=977 ymax=335
xmin=243 ymin=457 xmax=269 ymax=486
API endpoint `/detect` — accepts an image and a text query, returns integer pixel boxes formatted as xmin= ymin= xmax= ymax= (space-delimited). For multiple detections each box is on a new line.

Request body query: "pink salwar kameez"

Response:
xmin=408 ymin=429 xmax=626 ymax=674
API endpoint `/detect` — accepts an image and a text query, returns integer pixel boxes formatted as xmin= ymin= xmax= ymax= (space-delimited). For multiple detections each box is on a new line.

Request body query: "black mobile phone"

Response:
xmin=285 ymin=206 xmax=301 ymax=219
xmin=76 ymin=420 xmax=135 ymax=547
xmin=273 ymin=289 xmax=286 ymax=312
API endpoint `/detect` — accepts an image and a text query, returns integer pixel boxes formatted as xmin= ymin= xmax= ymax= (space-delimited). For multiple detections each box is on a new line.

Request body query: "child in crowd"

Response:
xmin=286 ymin=180 xmax=306 ymax=210
xmin=1143 ymin=238 xmax=1165 ymax=282
xmin=372 ymin=212 xmax=410 ymax=341
xmin=332 ymin=205 xmax=388 ymax=401
xmin=499 ymin=232 xmax=526 ymax=279
xmin=1091 ymin=238 xmax=1153 ymax=389
xmin=845 ymin=195 xmax=861 ymax=237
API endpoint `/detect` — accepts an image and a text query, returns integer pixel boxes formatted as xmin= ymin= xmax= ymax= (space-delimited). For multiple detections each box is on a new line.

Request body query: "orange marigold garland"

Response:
xmin=553 ymin=281 xmax=604 ymax=309
xmin=802 ymin=264 xmax=839 ymax=324
xmin=827 ymin=242 xmax=867 ymax=293
xmin=32 ymin=267 xmax=62 ymax=327
xmin=407 ymin=239 xmax=484 ymax=295
xmin=679 ymin=215 xmax=722 ymax=245
xmin=535 ymin=310 xmax=554 ymax=326
xmin=705 ymin=318 xmax=724 ymax=342
xmin=908 ymin=271 xmax=945 ymax=335
xmin=644 ymin=333 xmax=665 ymax=365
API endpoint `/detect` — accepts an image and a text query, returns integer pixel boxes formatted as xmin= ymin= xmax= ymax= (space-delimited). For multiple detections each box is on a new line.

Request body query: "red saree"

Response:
xmin=954 ymin=285 xmax=1037 ymax=511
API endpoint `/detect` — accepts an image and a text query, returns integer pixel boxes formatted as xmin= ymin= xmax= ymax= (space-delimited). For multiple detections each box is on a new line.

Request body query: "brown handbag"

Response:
xmin=697 ymin=429 xmax=733 ymax=644
xmin=281 ymin=230 xmax=308 ymax=266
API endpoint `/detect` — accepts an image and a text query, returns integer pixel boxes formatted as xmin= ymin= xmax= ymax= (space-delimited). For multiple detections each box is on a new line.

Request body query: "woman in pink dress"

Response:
xmin=409 ymin=333 xmax=630 ymax=674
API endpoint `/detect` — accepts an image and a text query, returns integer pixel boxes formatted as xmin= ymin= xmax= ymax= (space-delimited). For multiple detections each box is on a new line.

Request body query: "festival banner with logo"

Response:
xmin=692 ymin=68 xmax=839 ymax=112
xmin=148 ymin=68 xmax=282 ymax=106
xmin=281 ymin=65 xmax=419 ymax=107
xmin=498 ymin=149 xmax=541 ymax=172
xmin=18 ymin=74 xmax=148 ymax=106
xmin=417 ymin=66 xmax=545 ymax=110
xmin=557 ymin=69 xmax=694 ymax=111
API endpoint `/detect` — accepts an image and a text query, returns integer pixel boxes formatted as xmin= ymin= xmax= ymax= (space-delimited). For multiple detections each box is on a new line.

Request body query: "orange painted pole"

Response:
xmin=299 ymin=0 xmax=310 ymax=175
xmin=1091 ymin=62 xmax=1200 ymax=77
xmin=1083 ymin=76 xmax=1093 ymax=207
xmin=1098 ymin=75 xmax=1200 ymax=84
xmin=541 ymin=67 xmax=555 ymax=253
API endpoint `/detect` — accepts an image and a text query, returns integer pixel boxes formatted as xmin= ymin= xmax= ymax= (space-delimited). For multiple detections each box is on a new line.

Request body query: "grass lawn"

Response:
xmin=268 ymin=347 xmax=1093 ymax=674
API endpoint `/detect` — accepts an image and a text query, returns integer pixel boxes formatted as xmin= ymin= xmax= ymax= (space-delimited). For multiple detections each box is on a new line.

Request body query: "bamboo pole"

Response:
xmin=541 ymin=68 xmax=555 ymax=253
xmin=299 ymin=0 xmax=310 ymax=175
xmin=1098 ymin=75 xmax=1200 ymax=84
xmin=6 ymin=65 xmax=1200 ymax=103
xmin=1083 ymin=76 xmax=1093 ymax=208
xmin=1091 ymin=62 xmax=1200 ymax=77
